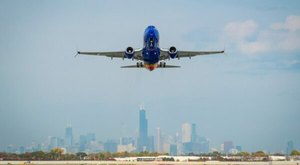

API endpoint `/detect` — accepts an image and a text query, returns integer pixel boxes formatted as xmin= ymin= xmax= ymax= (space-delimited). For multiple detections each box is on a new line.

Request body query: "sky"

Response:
xmin=0 ymin=0 xmax=300 ymax=152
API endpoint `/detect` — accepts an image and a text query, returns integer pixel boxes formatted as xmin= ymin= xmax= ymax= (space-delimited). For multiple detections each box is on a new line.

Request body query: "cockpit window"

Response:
xmin=149 ymin=37 xmax=155 ymax=48
xmin=150 ymin=37 xmax=154 ymax=42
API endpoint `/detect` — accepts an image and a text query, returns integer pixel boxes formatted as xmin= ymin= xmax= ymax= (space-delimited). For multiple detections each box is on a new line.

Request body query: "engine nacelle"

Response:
xmin=168 ymin=46 xmax=178 ymax=59
xmin=125 ymin=47 xmax=135 ymax=59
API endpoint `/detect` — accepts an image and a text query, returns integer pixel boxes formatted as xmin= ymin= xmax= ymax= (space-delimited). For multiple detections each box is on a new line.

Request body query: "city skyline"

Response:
xmin=1 ymin=0 xmax=300 ymax=153
xmin=2 ymin=107 xmax=298 ymax=155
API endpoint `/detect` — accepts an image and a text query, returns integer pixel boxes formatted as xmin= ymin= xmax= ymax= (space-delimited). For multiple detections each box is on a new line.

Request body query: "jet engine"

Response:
xmin=168 ymin=46 xmax=178 ymax=59
xmin=125 ymin=47 xmax=135 ymax=59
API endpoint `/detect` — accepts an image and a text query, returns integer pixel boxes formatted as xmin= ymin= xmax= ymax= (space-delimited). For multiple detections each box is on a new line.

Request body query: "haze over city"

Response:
xmin=0 ymin=0 xmax=300 ymax=153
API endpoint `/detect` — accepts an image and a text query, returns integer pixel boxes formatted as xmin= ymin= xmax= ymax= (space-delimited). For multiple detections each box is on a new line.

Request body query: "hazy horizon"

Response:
xmin=1 ymin=0 xmax=300 ymax=153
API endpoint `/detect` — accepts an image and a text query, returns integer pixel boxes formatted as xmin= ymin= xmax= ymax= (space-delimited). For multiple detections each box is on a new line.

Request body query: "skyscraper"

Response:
xmin=79 ymin=135 xmax=87 ymax=152
xmin=50 ymin=137 xmax=64 ymax=149
xmin=199 ymin=137 xmax=210 ymax=153
xmin=182 ymin=122 xmax=201 ymax=154
xmin=191 ymin=123 xmax=197 ymax=143
xmin=182 ymin=123 xmax=192 ymax=143
xmin=169 ymin=144 xmax=177 ymax=156
xmin=147 ymin=136 xmax=155 ymax=152
xmin=138 ymin=107 xmax=148 ymax=151
xmin=65 ymin=125 xmax=73 ymax=148
xmin=156 ymin=127 xmax=162 ymax=152
xmin=86 ymin=133 xmax=96 ymax=144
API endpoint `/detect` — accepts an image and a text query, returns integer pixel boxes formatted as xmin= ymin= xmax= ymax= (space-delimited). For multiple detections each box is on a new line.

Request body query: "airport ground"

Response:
xmin=1 ymin=161 xmax=300 ymax=165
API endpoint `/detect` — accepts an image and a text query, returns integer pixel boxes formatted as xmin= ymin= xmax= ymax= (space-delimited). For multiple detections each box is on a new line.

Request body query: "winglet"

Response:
xmin=74 ymin=51 xmax=80 ymax=58
xmin=223 ymin=44 xmax=227 ymax=55
xmin=74 ymin=46 xmax=80 ymax=58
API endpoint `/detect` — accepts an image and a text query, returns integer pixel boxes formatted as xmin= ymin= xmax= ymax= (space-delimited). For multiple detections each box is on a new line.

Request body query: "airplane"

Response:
xmin=76 ymin=25 xmax=224 ymax=71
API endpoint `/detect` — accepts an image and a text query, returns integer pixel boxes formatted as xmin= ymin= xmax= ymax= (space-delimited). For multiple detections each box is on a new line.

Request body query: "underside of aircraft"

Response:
xmin=76 ymin=25 xmax=224 ymax=71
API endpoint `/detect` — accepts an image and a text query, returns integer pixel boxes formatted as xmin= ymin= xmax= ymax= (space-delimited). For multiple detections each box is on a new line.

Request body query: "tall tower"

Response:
xmin=156 ymin=127 xmax=161 ymax=152
xmin=191 ymin=123 xmax=197 ymax=143
xmin=138 ymin=106 xmax=148 ymax=151
xmin=65 ymin=125 xmax=73 ymax=148
xmin=182 ymin=123 xmax=192 ymax=143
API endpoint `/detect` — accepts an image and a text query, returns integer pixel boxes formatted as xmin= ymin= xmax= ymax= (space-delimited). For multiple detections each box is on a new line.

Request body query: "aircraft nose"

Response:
xmin=149 ymin=66 xmax=155 ymax=71
xmin=145 ymin=65 xmax=156 ymax=71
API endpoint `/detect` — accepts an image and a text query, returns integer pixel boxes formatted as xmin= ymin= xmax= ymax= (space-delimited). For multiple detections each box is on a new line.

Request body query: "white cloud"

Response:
xmin=277 ymin=32 xmax=300 ymax=51
xmin=224 ymin=20 xmax=258 ymax=41
xmin=224 ymin=15 xmax=300 ymax=55
xmin=271 ymin=15 xmax=300 ymax=31
xmin=239 ymin=40 xmax=271 ymax=54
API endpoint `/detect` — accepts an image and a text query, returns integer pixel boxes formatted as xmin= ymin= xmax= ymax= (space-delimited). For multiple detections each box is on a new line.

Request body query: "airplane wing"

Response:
xmin=160 ymin=49 xmax=224 ymax=60
xmin=76 ymin=49 xmax=143 ymax=60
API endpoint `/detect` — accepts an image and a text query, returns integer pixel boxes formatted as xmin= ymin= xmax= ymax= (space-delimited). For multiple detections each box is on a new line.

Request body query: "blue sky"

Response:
xmin=0 ymin=0 xmax=300 ymax=152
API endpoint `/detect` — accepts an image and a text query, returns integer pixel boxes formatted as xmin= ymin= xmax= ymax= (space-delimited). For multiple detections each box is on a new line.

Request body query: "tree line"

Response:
xmin=0 ymin=148 xmax=167 ymax=161
xmin=0 ymin=148 xmax=300 ymax=161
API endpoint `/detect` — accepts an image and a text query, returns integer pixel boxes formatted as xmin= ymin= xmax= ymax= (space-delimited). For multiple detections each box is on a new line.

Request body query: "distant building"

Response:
xmin=286 ymin=140 xmax=294 ymax=156
xmin=147 ymin=136 xmax=155 ymax=152
xmin=85 ymin=140 xmax=103 ymax=153
xmin=86 ymin=133 xmax=96 ymax=144
xmin=229 ymin=148 xmax=239 ymax=154
xmin=117 ymin=144 xmax=135 ymax=152
xmin=199 ymin=138 xmax=209 ymax=153
xmin=224 ymin=141 xmax=234 ymax=153
xmin=182 ymin=123 xmax=192 ymax=143
xmin=79 ymin=135 xmax=87 ymax=152
xmin=6 ymin=145 xmax=16 ymax=153
xmin=181 ymin=123 xmax=208 ymax=154
xmin=19 ymin=146 xmax=25 ymax=154
xmin=183 ymin=142 xmax=201 ymax=154
xmin=65 ymin=125 xmax=73 ymax=148
xmin=49 ymin=136 xmax=64 ymax=149
xmin=78 ymin=133 xmax=97 ymax=152
xmin=138 ymin=107 xmax=149 ymax=151
xmin=220 ymin=143 xmax=224 ymax=153
xmin=120 ymin=137 xmax=135 ymax=145
xmin=175 ymin=132 xmax=181 ymax=155
xmin=156 ymin=127 xmax=162 ymax=152
xmin=191 ymin=123 xmax=197 ymax=143
xmin=162 ymin=143 xmax=170 ymax=154
xmin=236 ymin=145 xmax=242 ymax=152
xmin=104 ymin=140 xmax=118 ymax=153
xmin=169 ymin=144 xmax=177 ymax=156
